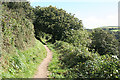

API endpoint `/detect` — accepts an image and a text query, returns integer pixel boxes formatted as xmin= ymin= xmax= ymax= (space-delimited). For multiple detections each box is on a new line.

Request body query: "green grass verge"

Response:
xmin=1 ymin=39 xmax=47 ymax=78
xmin=47 ymin=43 xmax=67 ymax=78
xmin=111 ymin=29 xmax=120 ymax=32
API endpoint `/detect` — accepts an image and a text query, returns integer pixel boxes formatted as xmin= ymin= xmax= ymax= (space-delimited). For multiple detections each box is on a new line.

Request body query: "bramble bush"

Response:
xmin=54 ymin=41 xmax=94 ymax=68
xmin=50 ymin=41 xmax=120 ymax=78
xmin=67 ymin=54 xmax=120 ymax=78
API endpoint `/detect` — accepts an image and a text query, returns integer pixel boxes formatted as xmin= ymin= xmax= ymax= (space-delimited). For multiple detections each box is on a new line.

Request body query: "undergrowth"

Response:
xmin=47 ymin=41 xmax=120 ymax=78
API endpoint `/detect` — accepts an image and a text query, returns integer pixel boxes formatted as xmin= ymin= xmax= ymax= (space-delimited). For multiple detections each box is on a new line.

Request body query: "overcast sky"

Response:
xmin=30 ymin=0 xmax=119 ymax=29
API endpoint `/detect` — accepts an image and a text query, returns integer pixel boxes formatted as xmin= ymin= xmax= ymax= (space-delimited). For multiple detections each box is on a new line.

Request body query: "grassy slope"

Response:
xmin=2 ymin=39 xmax=47 ymax=78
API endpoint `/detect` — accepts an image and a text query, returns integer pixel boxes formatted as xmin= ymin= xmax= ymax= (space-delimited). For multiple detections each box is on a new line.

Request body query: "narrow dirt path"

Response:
xmin=34 ymin=45 xmax=53 ymax=78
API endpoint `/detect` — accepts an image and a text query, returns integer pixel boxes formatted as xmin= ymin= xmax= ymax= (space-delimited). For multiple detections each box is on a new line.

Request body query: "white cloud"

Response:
xmin=82 ymin=14 xmax=118 ymax=29
xmin=74 ymin=11 xmax=118 ymax=29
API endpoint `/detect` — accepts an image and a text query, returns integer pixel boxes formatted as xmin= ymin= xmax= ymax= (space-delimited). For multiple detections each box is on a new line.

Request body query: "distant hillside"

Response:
xmin=86 ymin=26 xmax=120 ymax=32
xmin=98 ymin=26 xmax=120 ymax=32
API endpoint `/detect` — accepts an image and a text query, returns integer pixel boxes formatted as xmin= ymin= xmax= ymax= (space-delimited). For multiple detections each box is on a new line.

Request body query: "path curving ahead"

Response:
xmin=34 ymin=45 xmax=53 ymax=78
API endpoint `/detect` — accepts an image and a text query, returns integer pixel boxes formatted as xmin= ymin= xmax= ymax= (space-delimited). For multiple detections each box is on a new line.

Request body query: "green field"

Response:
xmin=111 ymin=29 xmax=120 ymax=32
xmin=95 ymin=26 xmax=120 ymax=32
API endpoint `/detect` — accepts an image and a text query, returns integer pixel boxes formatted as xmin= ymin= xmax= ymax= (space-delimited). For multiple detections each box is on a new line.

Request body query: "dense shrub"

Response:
xmin=1 ymin=6 xmax=35 ymax=53
xmin=89 ymin=28 xmax=119 ymax=56
xmin=50 ymin=41 xmax=120 ymax=78
xmin=54 ymin=41 xmax=94 ymax=68
xmin=63 ymin=29 xmax=91 ymax=47
xmin=67 ymin=54 xmax=120 ymax=78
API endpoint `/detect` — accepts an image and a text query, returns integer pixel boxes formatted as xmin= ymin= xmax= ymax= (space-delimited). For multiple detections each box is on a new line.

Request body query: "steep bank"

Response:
xmin=1 ymin=4 xmax=47 ymax=78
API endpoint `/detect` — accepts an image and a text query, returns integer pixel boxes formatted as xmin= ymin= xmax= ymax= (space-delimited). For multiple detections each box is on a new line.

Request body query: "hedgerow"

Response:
xmin=48 ymin=41 xmax=120 ymax=78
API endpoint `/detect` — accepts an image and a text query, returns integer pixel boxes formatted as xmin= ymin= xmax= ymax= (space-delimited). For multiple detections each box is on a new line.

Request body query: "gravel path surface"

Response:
xmin=34 ymin=45 xmax=53 ymax=78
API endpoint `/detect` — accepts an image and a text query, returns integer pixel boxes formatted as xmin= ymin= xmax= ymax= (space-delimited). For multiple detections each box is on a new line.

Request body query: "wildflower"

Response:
xmin=101 ymin=60 xmax=103 ymax=62
xmin=112 ymin=55 xmax=118 ymax=59
xmin=116 ymin=70 xmax=118 ymax=73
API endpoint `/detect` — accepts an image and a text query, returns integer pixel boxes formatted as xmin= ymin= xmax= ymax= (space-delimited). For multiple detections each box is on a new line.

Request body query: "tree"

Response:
xmin=63 ymin=29 xmax=91 ymax=47
xmin=89 ymin=28 xmax=119 ymax=56
xmin=33 ymin=5 xmax=83 ymax=43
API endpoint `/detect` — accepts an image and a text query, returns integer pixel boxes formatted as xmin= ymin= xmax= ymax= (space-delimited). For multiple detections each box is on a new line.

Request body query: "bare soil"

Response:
xmin=34 ymin=45 xmax=53 ymax=78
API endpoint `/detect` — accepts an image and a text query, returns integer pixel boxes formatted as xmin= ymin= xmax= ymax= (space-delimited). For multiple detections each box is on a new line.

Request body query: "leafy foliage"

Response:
xmin=63 ymin=29 xmax=91 ymax=47
xmin=2 ymin=1 xmax=35 ymax=22
xmin=33 ymin=5 xmax=83 ymax=43
xmin=1 ymin=5 xmax=35 ymax=52
xmin=112 ymin=31 xmax=120 ymax=42
xmin=54 ymin=41 xmax=94 ymax=68
xmin=68 ymin=54 xmax=120 ymax=78
xmin=89 ymin=28 xmax=119 ymax=56
xmin=48 ymin=41 xmax=120 ymax=78
xmin=1 ymin=3 xmax=47 ymax=78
